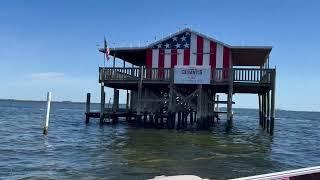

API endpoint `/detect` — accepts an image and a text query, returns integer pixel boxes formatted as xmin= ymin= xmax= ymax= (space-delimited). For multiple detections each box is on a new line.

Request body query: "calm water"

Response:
xmin=0 ymin=100 xmax=319 ymax=179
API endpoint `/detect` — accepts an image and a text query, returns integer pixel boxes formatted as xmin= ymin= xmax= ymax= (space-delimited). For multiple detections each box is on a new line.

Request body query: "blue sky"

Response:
xmin=0 ymin=0 xmax=320 ymax=111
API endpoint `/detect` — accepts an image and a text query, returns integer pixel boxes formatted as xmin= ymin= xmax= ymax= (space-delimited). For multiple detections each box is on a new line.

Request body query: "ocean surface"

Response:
xmin=0 ymin=100 xmax=319 ymax=179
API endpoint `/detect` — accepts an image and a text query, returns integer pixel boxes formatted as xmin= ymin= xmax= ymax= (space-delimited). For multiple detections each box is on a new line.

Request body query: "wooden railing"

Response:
xmin=233 ymin=68 xmax=274 ymax=83
xmin=100 ymin=67 xmax=140 ymax=81
xmin=143 ymin=68 xmax=172 ymax=81
xmin=99 ymin=67 xmax=275 ymax=84
xmin=211 ymin=68 xmax=229 ymax=82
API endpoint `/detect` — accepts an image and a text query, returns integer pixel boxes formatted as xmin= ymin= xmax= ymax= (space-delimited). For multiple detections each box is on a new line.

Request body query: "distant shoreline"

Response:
xmin=0 ymin=98 xmax=85 ymax=104
xmin=0 ymin=99 xmax=318 ymax=113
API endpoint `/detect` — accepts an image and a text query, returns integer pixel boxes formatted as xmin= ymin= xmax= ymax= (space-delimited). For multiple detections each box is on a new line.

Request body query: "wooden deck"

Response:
xmin=99 ymin=67 xmax=275 ymax=93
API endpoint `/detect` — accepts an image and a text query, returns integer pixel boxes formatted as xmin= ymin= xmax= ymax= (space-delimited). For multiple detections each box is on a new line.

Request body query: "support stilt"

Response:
xmin=177 ymin=111 xmax=182 ymax=130
xmin=100 ymin=83 xmax=105 ymax=125
xmin=258 ymin=94 xmax=262 ymax=126
xmin=160 ymin=112 xmax=164 ymax=128
xmin=264 ymin=93 xmax=268 ymax=130
xmin=126 ymin=90 xmax=130 ymax=111
xmin=113 ymin=89 xmax=119 ymax=112
xmin=171 ymin=112 xmax=176 ymax=129
xmin=155 ymin=112 xmax=159 ymax=128
xmin=266 ymin=91 xmax=270 ymax=132
xmin=143 ymin=111 xmax=147 ymax=126
xmin=196 ymin=85 xmax=203 ymax=129
xmin=227 ymin=69 xmax=234 ymax=128
xmin=137 ymin=66 xmax=143 ymax=122
xmin=85 ymin=93 xmax=91 ymax=124
xmin=262 ymin=93 xmax=266 ymax=130
xmin=190 ymin=111 xmax=194 ymax=125
xmin=270 ymin=69 xmax=276 ymax=135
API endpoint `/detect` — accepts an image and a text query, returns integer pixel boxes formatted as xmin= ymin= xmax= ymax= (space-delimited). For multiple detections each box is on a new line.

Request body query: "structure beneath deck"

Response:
xmin=85 ymin=28 xmax=276 ymax=135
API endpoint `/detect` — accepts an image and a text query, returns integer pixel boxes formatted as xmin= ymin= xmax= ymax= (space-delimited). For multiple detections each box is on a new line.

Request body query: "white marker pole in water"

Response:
xmin=43 ymin=92 xmax=51 ymax=135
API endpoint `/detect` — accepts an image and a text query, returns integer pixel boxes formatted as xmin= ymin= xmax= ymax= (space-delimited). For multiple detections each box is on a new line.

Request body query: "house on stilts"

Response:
xmin=85 ymin=28 xmax=276 ymax=135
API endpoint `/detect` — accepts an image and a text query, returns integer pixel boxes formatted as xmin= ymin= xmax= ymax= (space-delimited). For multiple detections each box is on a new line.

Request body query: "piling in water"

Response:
xmin=43 ymin=92 xmax=51 ymax=135
xmin=85 ymin=93 xmax=91 ymax=124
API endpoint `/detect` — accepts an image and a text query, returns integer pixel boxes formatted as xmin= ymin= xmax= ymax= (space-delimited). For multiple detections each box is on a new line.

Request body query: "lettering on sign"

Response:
xmin=174 ymin=66 xmax=211 ymax=84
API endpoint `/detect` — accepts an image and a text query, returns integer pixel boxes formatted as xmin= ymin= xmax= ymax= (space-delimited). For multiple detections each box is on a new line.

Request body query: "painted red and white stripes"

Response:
xmin=146 ymin=33 xmax=231 ymax=69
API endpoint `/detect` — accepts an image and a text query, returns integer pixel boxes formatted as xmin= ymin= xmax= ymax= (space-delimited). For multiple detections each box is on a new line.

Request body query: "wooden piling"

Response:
xmin=113 ymin=89 xmax=119 ymax=112
xmin=143 ymin=111 xmax=147 ymax=126
xmin=137 ymin=66 xmax=143 ymax=119
xmin=149 ymin=113 xmax=154 ymax=126
xmin=126 ymin=90 xmax=130 ymax=111
xmin=190 ymin=111 xmax=194 ymax=125
xmin=264 ymin=93 xmax=268 ymax=130
xmin=258 ymin=94 xmax=262 ymax=126
xmin=171 ymin=112 xmax=176 ymax=129
xmin=154 ymin=112 xmax=159 ymax=128
xmin=266 ymin=91 xmax=270 ymax=132
xmin=261 ymin=94 xmax=264 ymax=129
xmin=186 ymin=112 xmax=189 ymax=128
xmin=160 ymin=112 xmax=163 ymax=128
xmin=166 ymin=111 xmax=171 ymax=129
xmin=197 ymin=85 xmax=203 ymax=129
xmin=227 ymin=68 xmax=234 ymax=127
xmin=181 ymin=112 xmax=185 ymax=128
xmin=177 ymin=111 xmax=182 ymax=130
xmin=262 ymin=93 xmax=266 ymax=130
xmin=100 ymin=83 xmax=105 ymax=124
xmin=203 ymin=90 xmax=209 ymax=129
xmin=85 ymin=93 xmax=91 ymax=124
xmin=270 ymin=69 xmax=276 ymax=135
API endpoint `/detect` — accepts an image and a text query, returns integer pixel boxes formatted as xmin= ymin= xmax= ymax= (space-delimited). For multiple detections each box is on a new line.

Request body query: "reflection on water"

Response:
xmin=0 ymin=100 xmax=319 ymax=179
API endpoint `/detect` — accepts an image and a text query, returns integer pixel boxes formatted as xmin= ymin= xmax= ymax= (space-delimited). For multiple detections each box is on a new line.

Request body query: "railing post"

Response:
xmin=99 ymin=67 xmax=104 ymax=82
xmin=131 ymin=64 xmax=134 ymax=77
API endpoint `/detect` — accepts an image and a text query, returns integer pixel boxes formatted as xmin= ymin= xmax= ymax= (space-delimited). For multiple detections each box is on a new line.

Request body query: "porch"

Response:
xmin=99 ymin=67 xmax=275 ymax=94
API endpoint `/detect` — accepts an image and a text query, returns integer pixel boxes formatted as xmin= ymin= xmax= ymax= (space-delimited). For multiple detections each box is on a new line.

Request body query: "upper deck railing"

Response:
xmin=99 ymin=67 xmax=275 ymax=84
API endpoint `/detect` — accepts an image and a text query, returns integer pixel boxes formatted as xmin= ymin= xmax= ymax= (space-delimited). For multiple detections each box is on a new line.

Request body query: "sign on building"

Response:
xmin=174 ymin=66 xmax=211 ymax=84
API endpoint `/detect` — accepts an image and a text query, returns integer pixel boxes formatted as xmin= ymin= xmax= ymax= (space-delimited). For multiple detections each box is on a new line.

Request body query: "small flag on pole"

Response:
xmin=104 ymin=37 xmax=110 ymax=60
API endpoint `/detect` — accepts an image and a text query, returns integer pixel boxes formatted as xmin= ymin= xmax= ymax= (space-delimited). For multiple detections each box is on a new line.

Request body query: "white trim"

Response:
xmin=231 ymin=166 xmax=320 ymax=180
xmin=231 ymin=46 xmax=273 ymax=49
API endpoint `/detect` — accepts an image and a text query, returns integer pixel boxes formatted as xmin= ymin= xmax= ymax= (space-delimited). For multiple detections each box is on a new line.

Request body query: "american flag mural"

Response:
xmin=146 ymin=31 xmax=230 ymax=69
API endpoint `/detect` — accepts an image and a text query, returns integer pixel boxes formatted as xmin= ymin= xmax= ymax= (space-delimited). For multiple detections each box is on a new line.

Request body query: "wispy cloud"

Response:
xmin=30 ymin=72 xmax=65 ymax=80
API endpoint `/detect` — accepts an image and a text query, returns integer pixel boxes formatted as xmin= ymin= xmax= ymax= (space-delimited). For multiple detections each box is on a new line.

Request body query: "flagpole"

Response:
xmin=103 ymin=50 xmax=106 ymax=68
xmin=103 ymin=37 xmax=106 ymax=68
